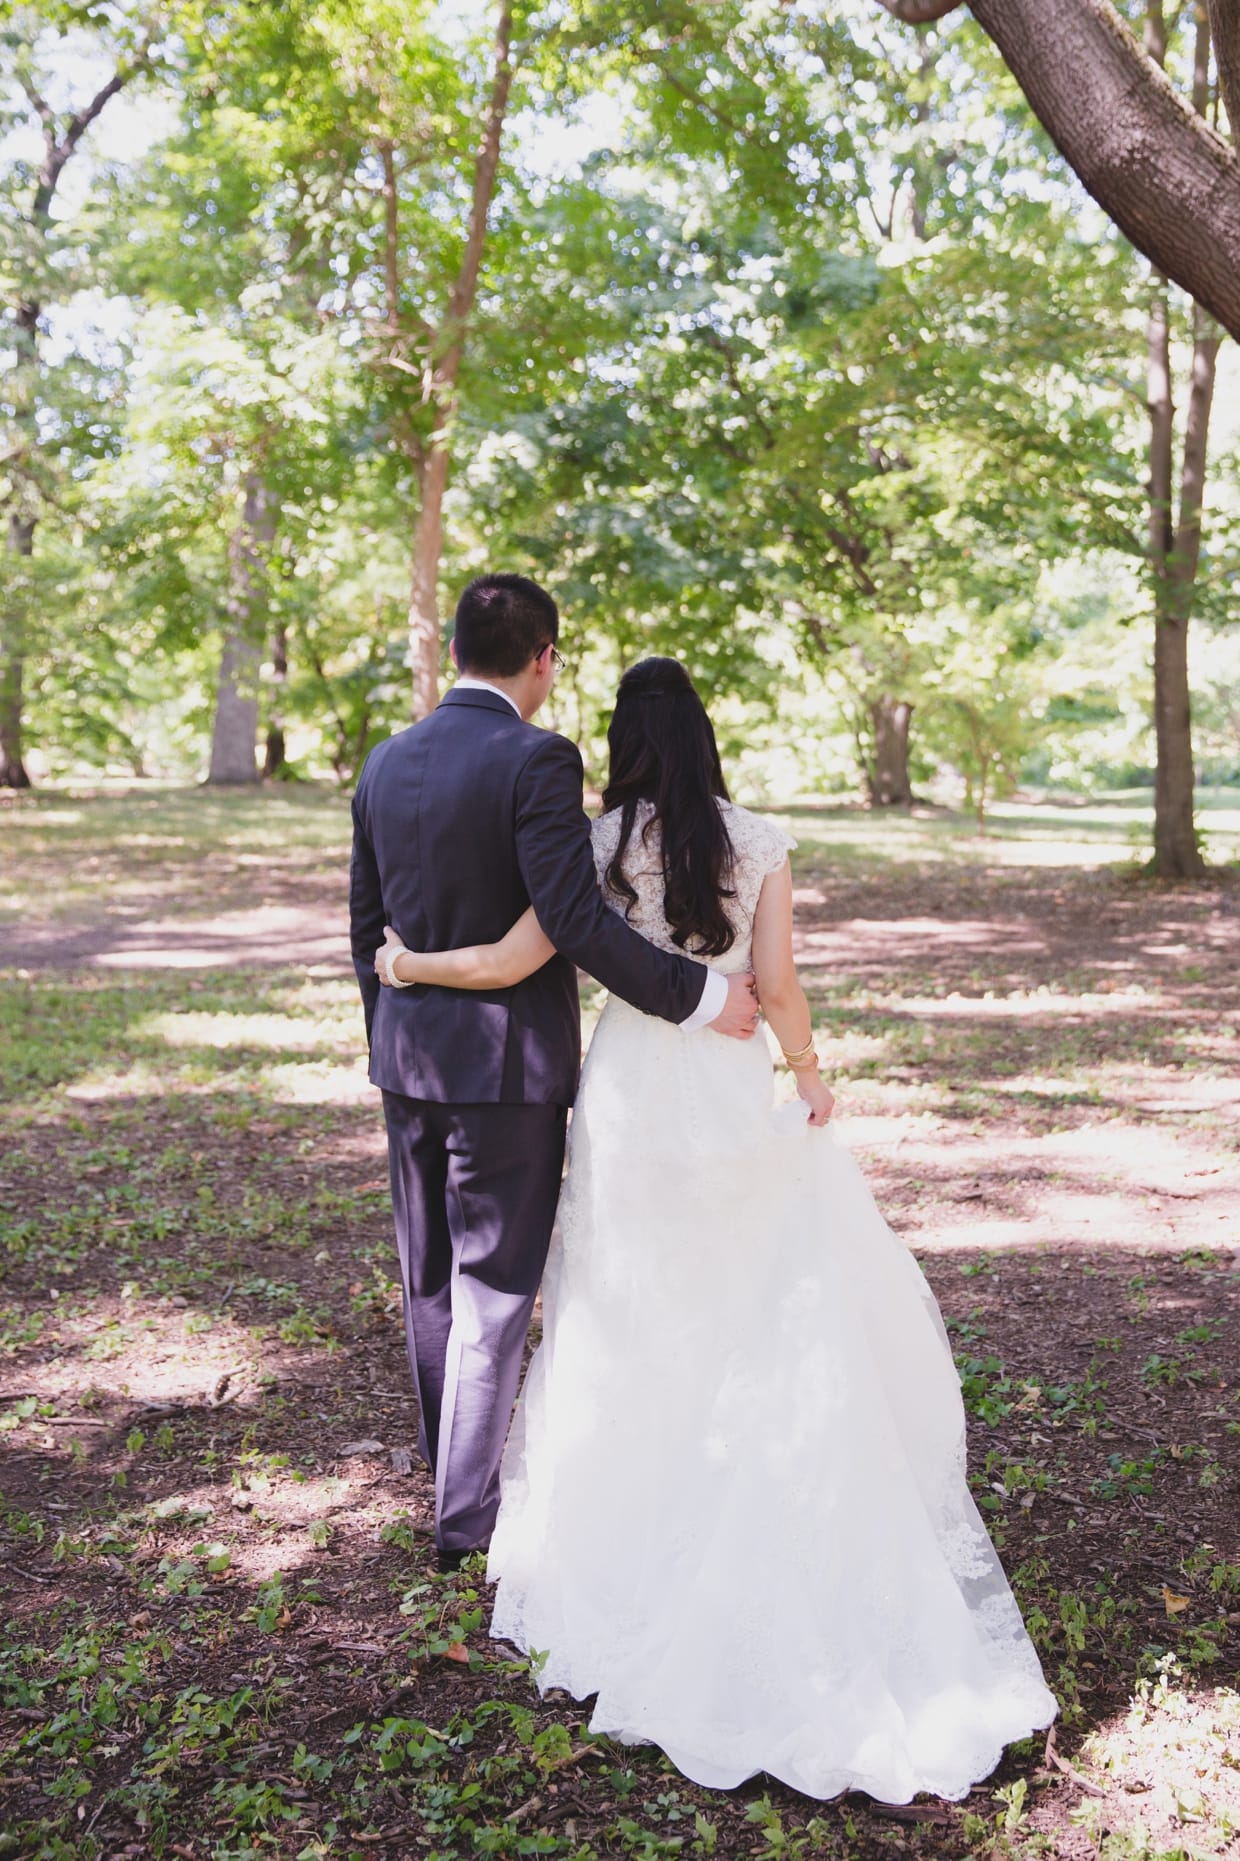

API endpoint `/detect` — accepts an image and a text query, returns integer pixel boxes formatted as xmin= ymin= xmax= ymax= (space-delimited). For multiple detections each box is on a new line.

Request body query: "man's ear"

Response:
xmin=449 ymin=638 xmax=459 ymax=670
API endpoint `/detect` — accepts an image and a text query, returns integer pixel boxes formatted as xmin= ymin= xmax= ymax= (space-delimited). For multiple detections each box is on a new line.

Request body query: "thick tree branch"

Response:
xmin=879 ymin=0 xmax=1240 ymax=341
xmin=32 ymin=66 xmax=135 ymax=224
xmin=16 ymin=74 xmax=56 ymax=138
xmin=1208 ymin=0 xmax=1240 ymax=133
xmin=1171 ymin=300 xmax=1222 ymax=600
xmin=407 ymin=1 xmax=514 ymax=720
xmin=436 ymin=2 xmax=513 ymax=387
xmin=877 ymin=0 xmax=963 ymax=19
xmin=379 ymin=138 xmax=401 ymax=331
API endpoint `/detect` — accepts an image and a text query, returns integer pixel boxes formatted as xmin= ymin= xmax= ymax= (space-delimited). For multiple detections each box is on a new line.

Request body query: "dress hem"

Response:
xmin=490 ymin=1620 xmax=1058 ymax=1806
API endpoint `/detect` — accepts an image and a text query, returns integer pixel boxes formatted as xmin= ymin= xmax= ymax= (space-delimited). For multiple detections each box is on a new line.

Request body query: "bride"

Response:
xmin=373 ymin=655 xmax=1056 ymax=1803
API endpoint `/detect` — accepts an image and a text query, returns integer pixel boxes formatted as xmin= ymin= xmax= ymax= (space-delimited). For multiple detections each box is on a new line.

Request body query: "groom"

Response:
xmin=349 ymin=573 xmax=758 ymax=1568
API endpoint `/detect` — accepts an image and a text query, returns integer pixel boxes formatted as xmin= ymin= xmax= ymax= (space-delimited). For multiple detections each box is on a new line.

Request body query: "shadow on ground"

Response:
xmin=2 ymin=788 xmax=1238 ymax=1858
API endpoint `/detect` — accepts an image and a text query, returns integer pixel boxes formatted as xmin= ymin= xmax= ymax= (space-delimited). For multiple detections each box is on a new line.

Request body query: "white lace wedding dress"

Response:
xmin=488 ymin=800 xmax=1056 ymax=1802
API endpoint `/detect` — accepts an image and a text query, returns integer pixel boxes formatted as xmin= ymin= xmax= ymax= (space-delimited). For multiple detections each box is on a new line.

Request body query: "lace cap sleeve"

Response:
xmin=760 ymin=820 xmax=797 ymax=877
xmin=590 ymin=809 xmax=621 ymax=882
xmin=726 ymin=807 xmax=796 ymax=880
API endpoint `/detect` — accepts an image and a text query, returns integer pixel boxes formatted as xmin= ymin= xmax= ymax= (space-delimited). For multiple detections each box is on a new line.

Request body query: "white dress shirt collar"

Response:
xmin=453 ymin=676 xmax=522 ymax=718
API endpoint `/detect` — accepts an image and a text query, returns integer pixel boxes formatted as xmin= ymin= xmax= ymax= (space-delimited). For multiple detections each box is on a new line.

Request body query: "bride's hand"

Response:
xmin=374 ymin=925 xmax=407 ymax=986
xmin=796 ymin=1069 xmax=835 ymax=1127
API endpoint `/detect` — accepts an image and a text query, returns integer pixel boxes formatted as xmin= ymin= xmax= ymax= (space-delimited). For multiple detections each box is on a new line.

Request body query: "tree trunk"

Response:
xmin=209 ymin=634 xmax=262 ymax=786
xmin=0 ymin=513 xmax=34 ymax=789
xmin=866 ymin=694 xmax=914 ymax=805
xmin=404 ymin=2 xmax=514 ymax=718
xmin=879 ymin=0 xmax=1240 ymax=343
xmin=3 ymin=48 xmax=149 ymax=789
xmin=1144 ymin=3 xmax=1217 ymax=878
xmin=1145 ymin=270 xmax=1195 ymax=878
xmin=408 ymin=434 xmax=450 ymax=723
xmin=974 ymin=751 xmax=990 ymax=833
xmin=264 ymin=622 xmax=288 ymax=777
xmin=208 ymin=474 xmax=277 ymax=786
xmin=1152 ymin=608 xmax=1201 ymax=875
xmin=1151 ymin=295 xmax=1220 ymax=878
xmin=2 ymin=291 xmax=39 ymax=791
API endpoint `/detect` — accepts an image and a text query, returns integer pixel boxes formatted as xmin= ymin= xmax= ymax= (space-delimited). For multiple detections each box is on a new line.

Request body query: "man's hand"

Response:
xmin=374 ymin=924 xmax=402 ymax=985
xmin=709 ymin=970 xmax=760 ymax=1040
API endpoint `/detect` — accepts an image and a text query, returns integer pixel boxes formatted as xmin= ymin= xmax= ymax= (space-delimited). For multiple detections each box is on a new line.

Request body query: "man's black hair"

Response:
xmin=453 ymin=574 xmax=559 ymax=678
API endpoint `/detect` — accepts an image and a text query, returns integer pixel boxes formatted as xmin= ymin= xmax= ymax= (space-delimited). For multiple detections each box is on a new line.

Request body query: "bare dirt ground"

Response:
xmin=2 ymin=784 xmax=1238 ymax=1861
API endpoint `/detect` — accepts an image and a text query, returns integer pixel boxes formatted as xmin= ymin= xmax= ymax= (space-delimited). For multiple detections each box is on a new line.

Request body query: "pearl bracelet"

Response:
xmin=382 ymin=941 xmax=415 ymax=988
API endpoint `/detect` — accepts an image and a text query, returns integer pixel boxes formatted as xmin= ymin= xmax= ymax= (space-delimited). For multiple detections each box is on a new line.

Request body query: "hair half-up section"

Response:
xmin=602 ymin=658 xmax=736 ymax=958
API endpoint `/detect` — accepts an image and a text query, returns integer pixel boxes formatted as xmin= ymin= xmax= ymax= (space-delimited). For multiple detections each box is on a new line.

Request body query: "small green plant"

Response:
xmin=959 ymin=1251 xmax=998 ymax=1278
xmin=379 ymin=1511 xmax=425 ymax=1553
xmin=955 ymin=1353 xmax=1014 ymax=1424
xmin=1126 ymin=1275 xmax=1151 ymax=1318
xmin=1175 ymin=1320 xmax=1222 ymax=1348
xmin=397 ymin=1574 xmax=484 ymax=1664
xmin=945 ymin=1308 xmax=988 ymax=1346
xmin=995 ymin=1775 xmax=1029 ymax=1836
xmin=249 ymin=1572 xmax=288 ymax=1632
xmin=1045 ymin=1359 xmax=1109 ymax=1428
xmin=1140 ymin=1353 xmax=1204 ymax=1389
xmin=1092 ymin=1450 xmax=1164 ymax=1500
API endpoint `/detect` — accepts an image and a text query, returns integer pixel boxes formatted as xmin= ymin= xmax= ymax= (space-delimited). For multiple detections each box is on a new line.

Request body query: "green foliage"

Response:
xmin=6 ymin=0 xmax=1233 ymax=799
xmin=955 ymin=1352 xmax=1015 ymax=1425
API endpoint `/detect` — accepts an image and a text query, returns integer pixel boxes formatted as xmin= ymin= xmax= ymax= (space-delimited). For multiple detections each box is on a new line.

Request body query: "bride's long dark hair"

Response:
xmin=601 ymin=657 xmax=737 ymax=958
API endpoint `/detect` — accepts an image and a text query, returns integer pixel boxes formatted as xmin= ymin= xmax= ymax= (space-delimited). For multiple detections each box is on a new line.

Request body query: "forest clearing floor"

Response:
xmin=1 ymin=782 xmax=1239 ymax=1861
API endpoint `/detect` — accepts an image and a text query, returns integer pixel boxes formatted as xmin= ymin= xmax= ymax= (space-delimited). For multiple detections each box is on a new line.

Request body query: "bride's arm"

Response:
xmin=375 ymin=907 xmax=555 ymax=990
xmin=751 ymin=860 xmax=835 ymax=1126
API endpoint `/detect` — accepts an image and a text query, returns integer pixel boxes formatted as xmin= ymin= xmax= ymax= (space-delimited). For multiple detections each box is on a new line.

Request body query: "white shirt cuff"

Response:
xmin=681 ymin=967 xmax=728 ymax=1032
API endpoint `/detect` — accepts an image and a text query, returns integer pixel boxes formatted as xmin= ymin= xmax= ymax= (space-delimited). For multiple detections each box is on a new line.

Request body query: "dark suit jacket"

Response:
xmin=349 ymin=687 xmax=708 ymax=1106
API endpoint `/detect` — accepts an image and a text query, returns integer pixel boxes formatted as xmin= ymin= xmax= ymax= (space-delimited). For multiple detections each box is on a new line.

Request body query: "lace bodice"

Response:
xmin=590 ymin=799 xmax=796 ymax=975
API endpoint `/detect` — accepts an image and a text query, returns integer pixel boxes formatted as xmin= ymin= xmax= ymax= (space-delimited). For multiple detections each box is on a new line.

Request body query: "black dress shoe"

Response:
xmin=434 ymin=1545 xmax=486 ymax=1575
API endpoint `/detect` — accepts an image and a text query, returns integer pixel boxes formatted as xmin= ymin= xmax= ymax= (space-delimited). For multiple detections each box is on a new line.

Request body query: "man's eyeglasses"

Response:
xmin=543 ymin=644 xmax=566 ymax=672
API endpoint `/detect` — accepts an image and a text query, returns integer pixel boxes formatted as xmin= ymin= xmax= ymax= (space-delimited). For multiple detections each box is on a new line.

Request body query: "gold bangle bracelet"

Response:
xmin=787 ymin=1053 xmax=820 ymax=1073
xmin=781 ymin=1038 xmax=816 ymax=1066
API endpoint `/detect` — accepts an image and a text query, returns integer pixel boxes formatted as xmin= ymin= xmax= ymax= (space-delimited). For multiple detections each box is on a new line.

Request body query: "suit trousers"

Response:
xmin=380 ymin=1091 xmax=568 ymax=1551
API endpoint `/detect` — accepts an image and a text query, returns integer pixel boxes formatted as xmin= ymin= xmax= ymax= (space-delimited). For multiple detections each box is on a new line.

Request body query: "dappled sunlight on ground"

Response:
xmin=848 ymin=1109 xmax=1239 ymax=1255
xmin=140 ymin=1009 xmax=357 ymax=1052
xmin=303 ymin=1128 xmax=390 ymax=1172
xmin=895 ymin=983 xmax=1173 ymax=1016
xmin=781 ymin=789 xmax=1240 ymax=873
xmin=800 ymin=914 xmax=1051 ymax=965
xmin=1057 ymin=1670 xmax=1240 ymax=1853
xmin=2 ymin=784 xmax=1238 ymax=1858
xmin=266 ymin=1058 xmax=375 ymax=1105
xmin=87 ymin=902 xmax=349 ymax=970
